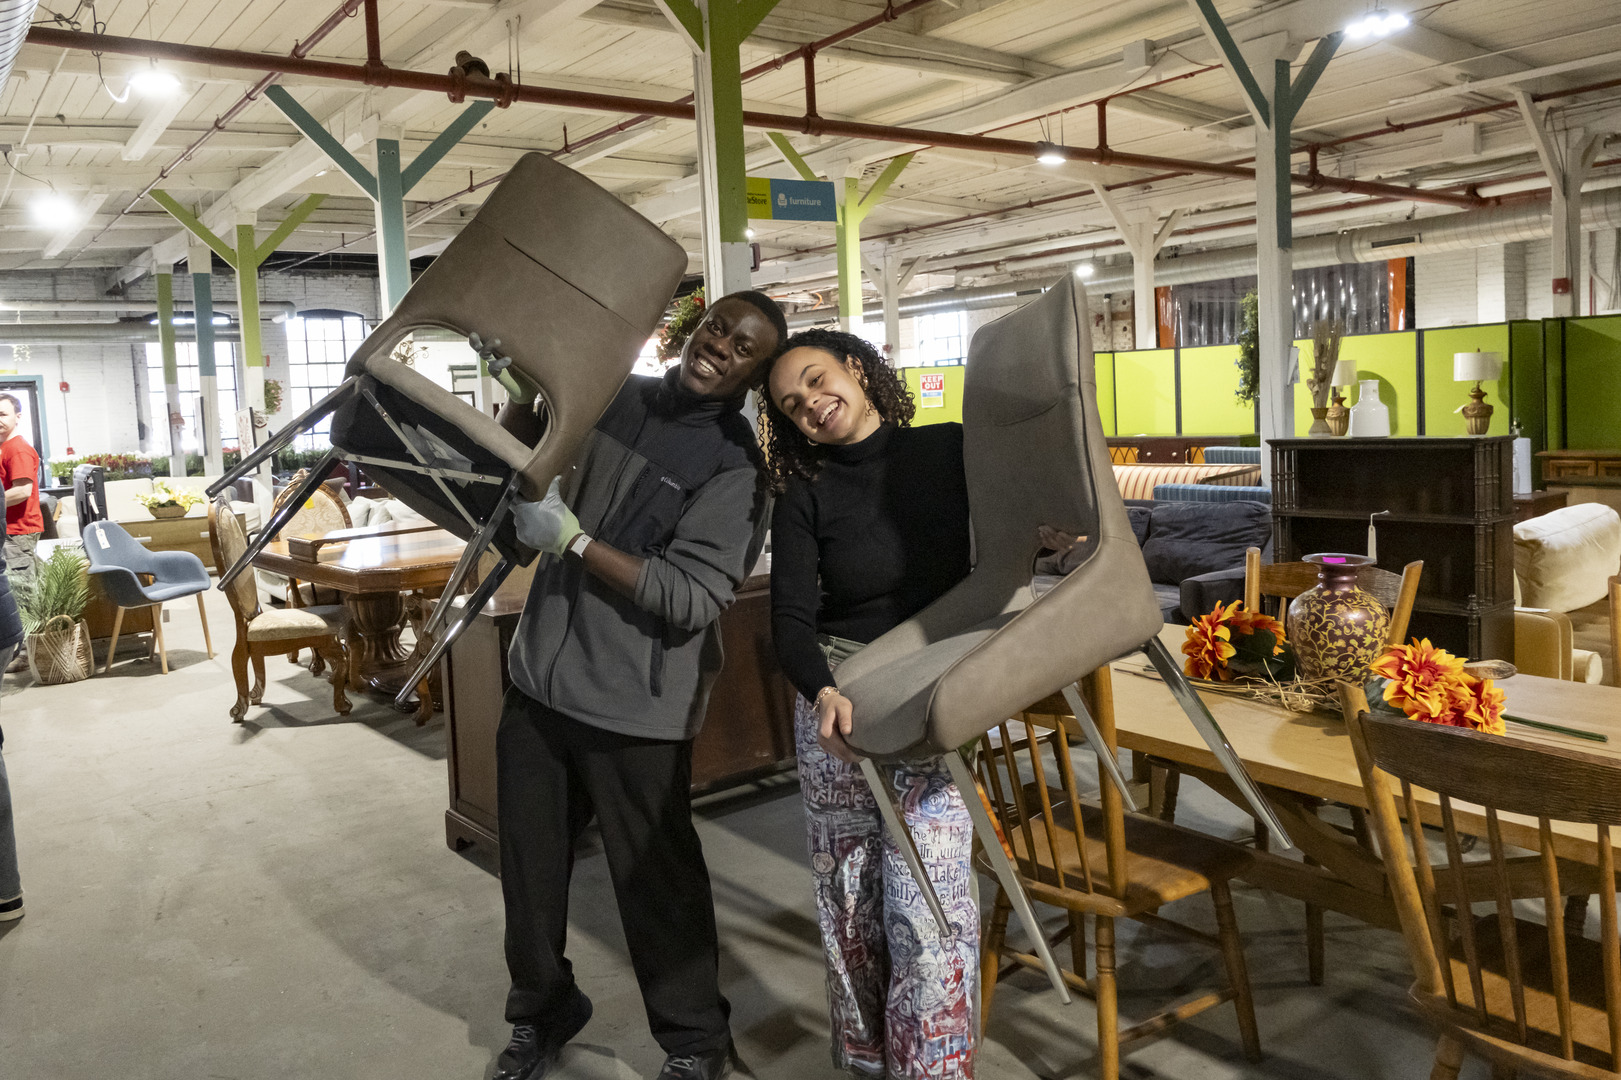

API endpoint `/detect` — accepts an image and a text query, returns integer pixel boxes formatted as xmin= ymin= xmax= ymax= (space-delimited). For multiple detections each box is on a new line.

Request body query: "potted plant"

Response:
xmin=135 ymin=479 xmax=204 ymax=520
xmin=17 ymin=546 xmax=92 ymax=684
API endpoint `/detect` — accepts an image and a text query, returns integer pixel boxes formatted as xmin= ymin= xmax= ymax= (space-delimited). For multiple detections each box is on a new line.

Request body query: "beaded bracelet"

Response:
xmin=813 ymin=685 xmax=840 ymax=709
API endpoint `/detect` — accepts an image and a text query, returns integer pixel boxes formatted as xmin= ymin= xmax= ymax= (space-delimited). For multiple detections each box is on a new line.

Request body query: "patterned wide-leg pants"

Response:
xmin=795 ymin=693 xmax=979 ymax=1080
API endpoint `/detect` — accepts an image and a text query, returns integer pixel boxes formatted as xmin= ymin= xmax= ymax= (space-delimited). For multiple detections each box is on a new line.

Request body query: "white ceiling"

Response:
xmin=3 ymin=0 xmax=1619 ymax=302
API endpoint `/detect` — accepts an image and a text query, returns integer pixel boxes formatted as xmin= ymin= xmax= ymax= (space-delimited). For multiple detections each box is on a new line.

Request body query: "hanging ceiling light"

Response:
xmin=30 ymin=193 xmax=79 ymax=230
xmin=128 ymin=63 xmax=182 ymax=97
xmin=1345 ymin=7 xmax=1409 ymax=39
xmin=1073 ymin=263 xmax=1096 ymax=279
xmin=1035 ymin=141 xmax=1067 ymax=166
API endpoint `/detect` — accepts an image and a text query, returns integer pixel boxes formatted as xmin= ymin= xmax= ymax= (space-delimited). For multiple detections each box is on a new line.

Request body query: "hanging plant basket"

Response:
xmin=26 ymin=614 xmax=94 ymax=685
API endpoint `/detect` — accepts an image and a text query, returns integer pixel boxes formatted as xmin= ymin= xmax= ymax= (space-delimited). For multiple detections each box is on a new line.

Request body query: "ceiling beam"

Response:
xmin=121 ymin=95 xmax=190 ymax=162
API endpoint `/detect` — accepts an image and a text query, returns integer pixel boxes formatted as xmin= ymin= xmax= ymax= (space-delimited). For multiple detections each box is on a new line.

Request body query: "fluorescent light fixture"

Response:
xmin=745 ymin=228 xmax=756 ymax=239
xmin=1346 ymin=8 xmax=1408 ymax=38
xmin=1035 ymin=141 xmax=1066 ymax=166
xmin=30 ymin=193 xmax=79 ymax=230
xmin=128 ymin=66 xmax=182 ymax=97
xmin=1073 ymin=263 xmax=1095 ymax=279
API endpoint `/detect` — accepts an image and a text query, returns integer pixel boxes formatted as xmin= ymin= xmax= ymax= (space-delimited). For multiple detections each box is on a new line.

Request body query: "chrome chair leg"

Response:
xmin=944 ymin=752 xmax=1073 ymax=1003
xmin=206 ymin=380 xmax=357 ymax=497
xmin=217 ymin=450 xmax=340 ymax=590
xmin=392 ymin=557 xmax=515 ymax=708
xmin=1142 ymin=636 xmax=1294 ymax=851
xmin=858 ymin=756 xmax=954 ymax=938
xmin=1060 ymin=682 xmax=1140 ymax=813
xmin=417 ymin=475 xmax=522 ymax=643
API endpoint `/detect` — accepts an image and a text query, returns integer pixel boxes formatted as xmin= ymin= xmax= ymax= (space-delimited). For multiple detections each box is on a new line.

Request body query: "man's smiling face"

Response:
xmin=677 ymin=297 xmax=779 ymax=400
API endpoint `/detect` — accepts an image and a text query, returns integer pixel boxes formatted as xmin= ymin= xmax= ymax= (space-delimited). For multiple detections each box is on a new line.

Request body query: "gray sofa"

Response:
xmin=1126 ymin=498 xmax=1273 ymax=623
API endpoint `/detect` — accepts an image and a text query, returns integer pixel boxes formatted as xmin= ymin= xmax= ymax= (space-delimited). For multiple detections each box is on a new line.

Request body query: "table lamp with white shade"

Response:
xmin=1326 ymin=358 xmax=1357 ymax=436
xmin=1454 ymin=351 xmax=1503 ymax=435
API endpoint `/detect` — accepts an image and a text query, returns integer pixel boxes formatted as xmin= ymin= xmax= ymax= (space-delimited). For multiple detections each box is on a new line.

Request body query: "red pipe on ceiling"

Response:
xmin=23 ymin=24 xmax=1487 ymax=211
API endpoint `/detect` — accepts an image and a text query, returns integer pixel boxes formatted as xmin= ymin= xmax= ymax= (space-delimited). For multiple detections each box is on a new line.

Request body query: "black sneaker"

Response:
xmin=493 ymin=987 xmax=592 ymax=1080
xmin=656 ymin=1045 xmax=735 ymax=1080
xmin=0 ymin=895 xmax=21 ymax=922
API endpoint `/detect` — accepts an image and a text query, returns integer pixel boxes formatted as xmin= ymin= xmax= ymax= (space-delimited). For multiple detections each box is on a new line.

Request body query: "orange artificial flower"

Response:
xmin=1369 ymin=638 xmax=1467 ymax=716
xmin=1229 ymin=607 xmax=1287 ymax=655
xmin=1184 ymin=601 xmax=1239 ymax=680
xmin=1442 ymin=675 xmax=1507 ymax=736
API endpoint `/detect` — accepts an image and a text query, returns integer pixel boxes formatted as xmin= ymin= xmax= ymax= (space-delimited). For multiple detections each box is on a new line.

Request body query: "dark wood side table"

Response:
xmin=442 ymin=573 xmax=798 ymax=860
xmin=1537 ymin=449 xmax=1621 ymax=483
xmin=1513 ymin=490 xmax=1569 ymax=524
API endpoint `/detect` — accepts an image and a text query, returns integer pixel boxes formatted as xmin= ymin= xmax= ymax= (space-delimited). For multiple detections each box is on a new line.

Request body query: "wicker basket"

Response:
xmin=149 ymin=504 xmax=189 ymax=519
xmin=26 ymin=615 xmax=94 ymax=685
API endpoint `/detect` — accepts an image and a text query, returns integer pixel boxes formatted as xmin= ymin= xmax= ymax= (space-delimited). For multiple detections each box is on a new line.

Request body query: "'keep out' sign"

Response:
xmin=919 ymin=373 xmax=945 ymax=408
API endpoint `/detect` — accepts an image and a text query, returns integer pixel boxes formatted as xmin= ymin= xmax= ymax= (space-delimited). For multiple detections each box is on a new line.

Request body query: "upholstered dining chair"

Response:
xmin=208 ymin=495 xmax=350 ymax=723
xmin=262 ymin=470 xmax=351 ymax=608
xmin=206 ymin=151 xmax=688 ymax=703
xmin=831 ymin=278 xmax=1292 ymax=1000
xmin=82 ymin=520 xmax=213 ymax=675
xmin=1344 ymin=683 xmax=1621 ymax=1079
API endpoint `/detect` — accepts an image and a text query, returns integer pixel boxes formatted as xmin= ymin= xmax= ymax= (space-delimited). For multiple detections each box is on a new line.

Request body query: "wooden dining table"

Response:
xmin=1030 ymin=628 xmax=1621 ymax=937
xmin=252 ymin=524 xmax=467 ymax=724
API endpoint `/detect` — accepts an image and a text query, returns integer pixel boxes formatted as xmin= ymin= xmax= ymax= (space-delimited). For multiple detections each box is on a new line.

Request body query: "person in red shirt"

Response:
xmin=0 ymin=394 xmax=41 ymax=673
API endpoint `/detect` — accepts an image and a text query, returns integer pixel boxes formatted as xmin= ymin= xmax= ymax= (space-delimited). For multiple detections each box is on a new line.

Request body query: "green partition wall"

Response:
xmin=1294 ymin=330 xmax=1419 ymax=436
xmin=1114 ymin=348 xmax=1177 ymax=434
xmin=1565 ymin=316 xmax=1621 ymax=449
xmin=1422 ymin=324 xmax=1512 ymax=437
xmin=1510 ymin=320 xmax=1546 ymax=456
xmin=1178 ymin=344 xmax=1254 ymax=434
xmin=1095 ymin=351 xmax=1116 ymax=435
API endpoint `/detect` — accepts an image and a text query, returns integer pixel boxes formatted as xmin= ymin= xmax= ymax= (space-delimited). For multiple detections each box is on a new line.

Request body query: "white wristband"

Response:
xmin=567 ymin=532 xmax=592 ymax=559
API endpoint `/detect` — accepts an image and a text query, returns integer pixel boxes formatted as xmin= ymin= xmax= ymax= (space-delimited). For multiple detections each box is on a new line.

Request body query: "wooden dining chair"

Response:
xmin=1343 ymin=685 xmax=1621 ymax=1079
xmin=1147 ymin=548 xmax=1424 ymax=983
xmin=978 ymin=667 xmax=1262 ymax=1078
xmin=208 ymin=495 xmax=351 ymax=723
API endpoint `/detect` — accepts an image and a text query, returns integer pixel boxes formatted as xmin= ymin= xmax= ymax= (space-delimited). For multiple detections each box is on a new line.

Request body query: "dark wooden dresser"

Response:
xmin=442 ymin=573 xmax=798 ymax=858
xmin=1270 ymin=437 xmax=1515 ymax=663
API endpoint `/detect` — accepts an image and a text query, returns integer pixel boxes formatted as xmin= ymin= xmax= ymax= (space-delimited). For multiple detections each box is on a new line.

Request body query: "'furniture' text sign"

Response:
xmin=746 ymin=177 xmax=837 ymax=222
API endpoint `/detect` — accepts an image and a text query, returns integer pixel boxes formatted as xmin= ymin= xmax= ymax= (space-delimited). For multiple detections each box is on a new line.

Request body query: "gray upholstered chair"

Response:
xmin=82 ymin=520 xmax=213 ymax=675
xmin=834 ymin=278 xmax=1291 ymax=999
xmin=208 ymin=152 xmax=688 ymax=696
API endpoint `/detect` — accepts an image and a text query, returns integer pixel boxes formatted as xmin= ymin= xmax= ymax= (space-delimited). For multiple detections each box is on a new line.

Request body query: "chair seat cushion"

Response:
xmin=1140 ymin=500 xmax=1272 ymax=585
xmin=1003 ymin=802 xmax=1251 ymax=911
xmin=839 ymin=626 xmax=1002 ymax=758
xmin=247 ymin=604 xmax=346 ymax=643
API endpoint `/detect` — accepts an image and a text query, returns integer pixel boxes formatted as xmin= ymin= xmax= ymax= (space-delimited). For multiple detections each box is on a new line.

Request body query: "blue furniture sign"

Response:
xmin=746 ymin=177 xmax=838 ymax=222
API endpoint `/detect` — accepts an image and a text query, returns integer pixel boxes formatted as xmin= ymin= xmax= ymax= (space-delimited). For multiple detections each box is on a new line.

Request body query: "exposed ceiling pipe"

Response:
xmin=784 ymin=186 xmax=1621 ymax=324
xmin=0 ymin=298 xmax=298 ymax=318
xmin=24 ymin=25 xmax=1490 ymax=212
xmin=0 ymin=322 xmax=246 ymax=343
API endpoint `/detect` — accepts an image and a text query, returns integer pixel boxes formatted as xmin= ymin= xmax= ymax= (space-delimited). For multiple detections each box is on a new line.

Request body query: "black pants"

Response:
xmin=497 ymin=688 xmax=731 ymax=1055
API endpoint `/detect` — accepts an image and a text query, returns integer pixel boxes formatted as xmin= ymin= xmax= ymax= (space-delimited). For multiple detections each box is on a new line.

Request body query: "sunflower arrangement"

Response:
xmin=1368 ymin=638 xmax=1506 ymax=735
xmin=1182 ymin=601 xmax=1294 ymax=682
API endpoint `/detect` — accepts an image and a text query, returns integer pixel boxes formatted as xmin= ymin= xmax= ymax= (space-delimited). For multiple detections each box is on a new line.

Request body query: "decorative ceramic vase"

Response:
xmin=1286 ymin=553 xmax=1391 ymax=682
xmin=1308 ymin=406 xmax=1333 ymax=437
xmin=149 ymin=504 xmax=188 ymax=519
xmin=1347 ymin=378 xmax=1391 ymax=437
xmin=1326 ymin=391 xmax=1350 ymax=436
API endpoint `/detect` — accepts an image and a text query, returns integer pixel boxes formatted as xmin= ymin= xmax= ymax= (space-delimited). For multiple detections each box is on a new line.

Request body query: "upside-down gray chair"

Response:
xmin=208 ymin=153 xmax=688 ymax=695
xmin=833 ymin=278 xmax=1293 ymax=1000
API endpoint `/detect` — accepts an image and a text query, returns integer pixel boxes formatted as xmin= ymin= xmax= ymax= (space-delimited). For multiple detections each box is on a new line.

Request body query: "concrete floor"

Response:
xmin=0 ymin=586 xmax=1482 ymax=1079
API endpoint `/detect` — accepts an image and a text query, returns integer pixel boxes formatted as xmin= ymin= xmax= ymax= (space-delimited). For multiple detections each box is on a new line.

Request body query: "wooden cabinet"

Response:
xmin=1539 ymin=449 xmax=1621 ymax=483
xmin=1270 ymin=437 xmax=1515 ymax=663
xmin=443 ymin=575 xmax=798 ymax=858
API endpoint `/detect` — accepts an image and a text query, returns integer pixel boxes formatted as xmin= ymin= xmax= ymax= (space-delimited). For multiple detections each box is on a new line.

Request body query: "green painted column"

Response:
xmin=190 ymin=245 xmax=222 ymax=475
xmin=155 ymin=268 xmax=183 ymax=477
xmin=836 ymin=176 xmax=865 ymax=330
xmin=374 ymin=137 xmax=411 ymax=313
xmin=234 ymin=217 xmax=265 ymax=423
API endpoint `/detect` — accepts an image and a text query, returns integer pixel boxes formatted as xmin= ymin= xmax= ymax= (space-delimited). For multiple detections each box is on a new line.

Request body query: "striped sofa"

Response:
xmin=1112 ymin=463 xmax=1262 ymax=502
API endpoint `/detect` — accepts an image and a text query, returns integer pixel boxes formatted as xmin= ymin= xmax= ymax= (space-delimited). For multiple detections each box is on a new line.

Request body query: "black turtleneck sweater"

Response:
xmin=770 ymin=422 xmax=973 ymax=701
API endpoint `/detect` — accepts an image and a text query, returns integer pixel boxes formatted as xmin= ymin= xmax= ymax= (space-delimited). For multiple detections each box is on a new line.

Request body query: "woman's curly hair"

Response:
xmin=757 ymin=328 xmax=916 ymax=493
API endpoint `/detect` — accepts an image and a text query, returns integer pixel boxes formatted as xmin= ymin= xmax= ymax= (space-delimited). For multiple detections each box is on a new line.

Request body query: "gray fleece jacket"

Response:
xmin=507 ymin=371 xmax=769 ymax=740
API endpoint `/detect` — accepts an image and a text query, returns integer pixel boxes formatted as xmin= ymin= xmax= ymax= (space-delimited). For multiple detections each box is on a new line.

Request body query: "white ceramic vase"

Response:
xmin=1347 ymin=378 xmax=1391 ymax=437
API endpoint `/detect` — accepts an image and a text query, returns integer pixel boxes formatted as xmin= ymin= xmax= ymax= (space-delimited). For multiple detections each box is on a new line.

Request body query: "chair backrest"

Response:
xmin=1609 ymin=576 xmax=1619 ymax=688
xmin=81 ymin=520 xmax=155 ymax=573
xmin=336 ymin=151 xmax=687 ymax=502
xmin=73 ymin=464 xmax=106 ymax=526
xmin=1347 ymin=694 xmax=1621 ymax=1075
xmin=208 ymin=495 xmax=260 ymax=623
xmin=976 ymin=668 xmax=1129 ymax=904
xmin=1244 ymin=547 xmax=1423 ymax=646
xmin=835 ymin=279 xmax=1162 ymax=756
xmin=270 ymin=469 xmax=351 ymax=540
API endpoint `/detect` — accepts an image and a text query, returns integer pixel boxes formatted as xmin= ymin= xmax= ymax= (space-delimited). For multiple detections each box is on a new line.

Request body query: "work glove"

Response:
xmin=470 ymin=332 xmax=538 ymax=405
xmin=513 ymin=477 xmax=581 ymax=557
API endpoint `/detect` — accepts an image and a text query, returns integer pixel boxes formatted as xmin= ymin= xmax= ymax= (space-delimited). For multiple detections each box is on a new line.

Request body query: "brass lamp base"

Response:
xmin=1461 ymin=381 xmax=1493 ymax=436
xmin=1326 ymin=390 xmax=1349 ymax=436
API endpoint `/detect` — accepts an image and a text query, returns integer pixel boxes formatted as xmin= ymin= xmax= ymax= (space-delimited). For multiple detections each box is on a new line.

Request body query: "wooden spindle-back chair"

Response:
xmin=1345 ymin=688 xmax=1621 ymax=1078
xmin=977 ymin=667 xmax=1262 ymax=1078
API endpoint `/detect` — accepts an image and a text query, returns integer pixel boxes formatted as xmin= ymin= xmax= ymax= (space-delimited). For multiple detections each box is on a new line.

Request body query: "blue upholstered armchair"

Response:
xmin=81 ymin=521 xmax=213 ymax=675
